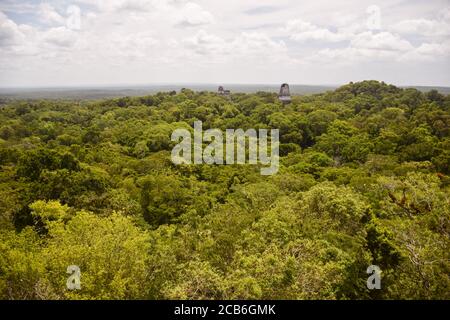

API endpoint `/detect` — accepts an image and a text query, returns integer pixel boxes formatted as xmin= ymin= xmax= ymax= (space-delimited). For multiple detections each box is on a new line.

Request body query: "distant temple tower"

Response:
xmin=278 ymin=83 xmax=291 ymax=104
xmin=218 ymin=86 xmax=230 ymax=98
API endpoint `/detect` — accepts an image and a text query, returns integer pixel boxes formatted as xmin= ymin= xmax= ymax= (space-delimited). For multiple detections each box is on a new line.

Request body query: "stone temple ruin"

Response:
xmin=218 ymin=86 xmax=231 ymax=97
xmin=216 ymin=84 xmax=291 ymax=103
xmin=278 ymin=83 xmax=291 ymax=104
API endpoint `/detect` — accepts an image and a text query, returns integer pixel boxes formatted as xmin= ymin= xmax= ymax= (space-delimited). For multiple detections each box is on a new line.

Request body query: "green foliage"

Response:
xmin=1 ymin=201 xmax=151 ymax=299
xmin=0 ymin=81 xmax=449 ymax=299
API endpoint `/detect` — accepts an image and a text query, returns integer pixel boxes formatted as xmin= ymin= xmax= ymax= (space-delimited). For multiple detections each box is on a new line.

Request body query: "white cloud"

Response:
xmin=42 ymin=26 xmax=78 ymax=47
xmin=312 ymin=31 xmax=415 ymax=63
xmin=232 ymin=32 xmax=287 ymax=58
xmin=108 ymin=32 xmax=159 ymax=59
xmin=351 ymin=31 xmax=413 ymax=52
xmin=392 ymin=18 xmax=450 ymax=37
xmin=314 ymin=47 xmax=394 ymax=63
xmin=175 ymin=2 xmax=214 ymax=26
xmin=0 ymin=11 xmax=24 ymax=46
xmin=113 ymin=0 xmax=154 ymax=12
xmin=400 ymin=41 xmax=450 ymax=62
xmin=75 ymin=0 xmax=153 ymax=13
xmin=284 ymin=19 xmax=349 ymax=42
xmin=1 ymin=1 xmax=449 ymax=86
xmin=183 ymin=30 xmax=226 ymax=55
xmin=183 ymin=30 xmax=287 ymax=64
xmin=283 ymin=19 xmax=417 ymax=64
xmin=38 ymin=3 xmax=65 ymax=25
xmin=313 ymin=31 xmax=450 ymax=64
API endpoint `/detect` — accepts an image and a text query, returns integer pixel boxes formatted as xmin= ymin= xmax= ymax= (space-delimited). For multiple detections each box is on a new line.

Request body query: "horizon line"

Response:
xmin=1 ymin=82 xmax=450 ymax=90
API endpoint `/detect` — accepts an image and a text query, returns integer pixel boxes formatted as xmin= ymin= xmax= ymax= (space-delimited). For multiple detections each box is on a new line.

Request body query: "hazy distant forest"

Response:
xmin=0 ymin=80 xmax=449 ymax=299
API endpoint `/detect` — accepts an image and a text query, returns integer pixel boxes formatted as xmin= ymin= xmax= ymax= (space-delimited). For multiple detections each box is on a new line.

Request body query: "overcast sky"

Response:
xmin=0 ymin=0 xmax=449 ymax=87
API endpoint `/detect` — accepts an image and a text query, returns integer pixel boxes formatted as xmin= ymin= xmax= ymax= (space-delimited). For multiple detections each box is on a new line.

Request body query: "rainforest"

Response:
xmin=0 ymin=80 xmax=449 ymax=300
